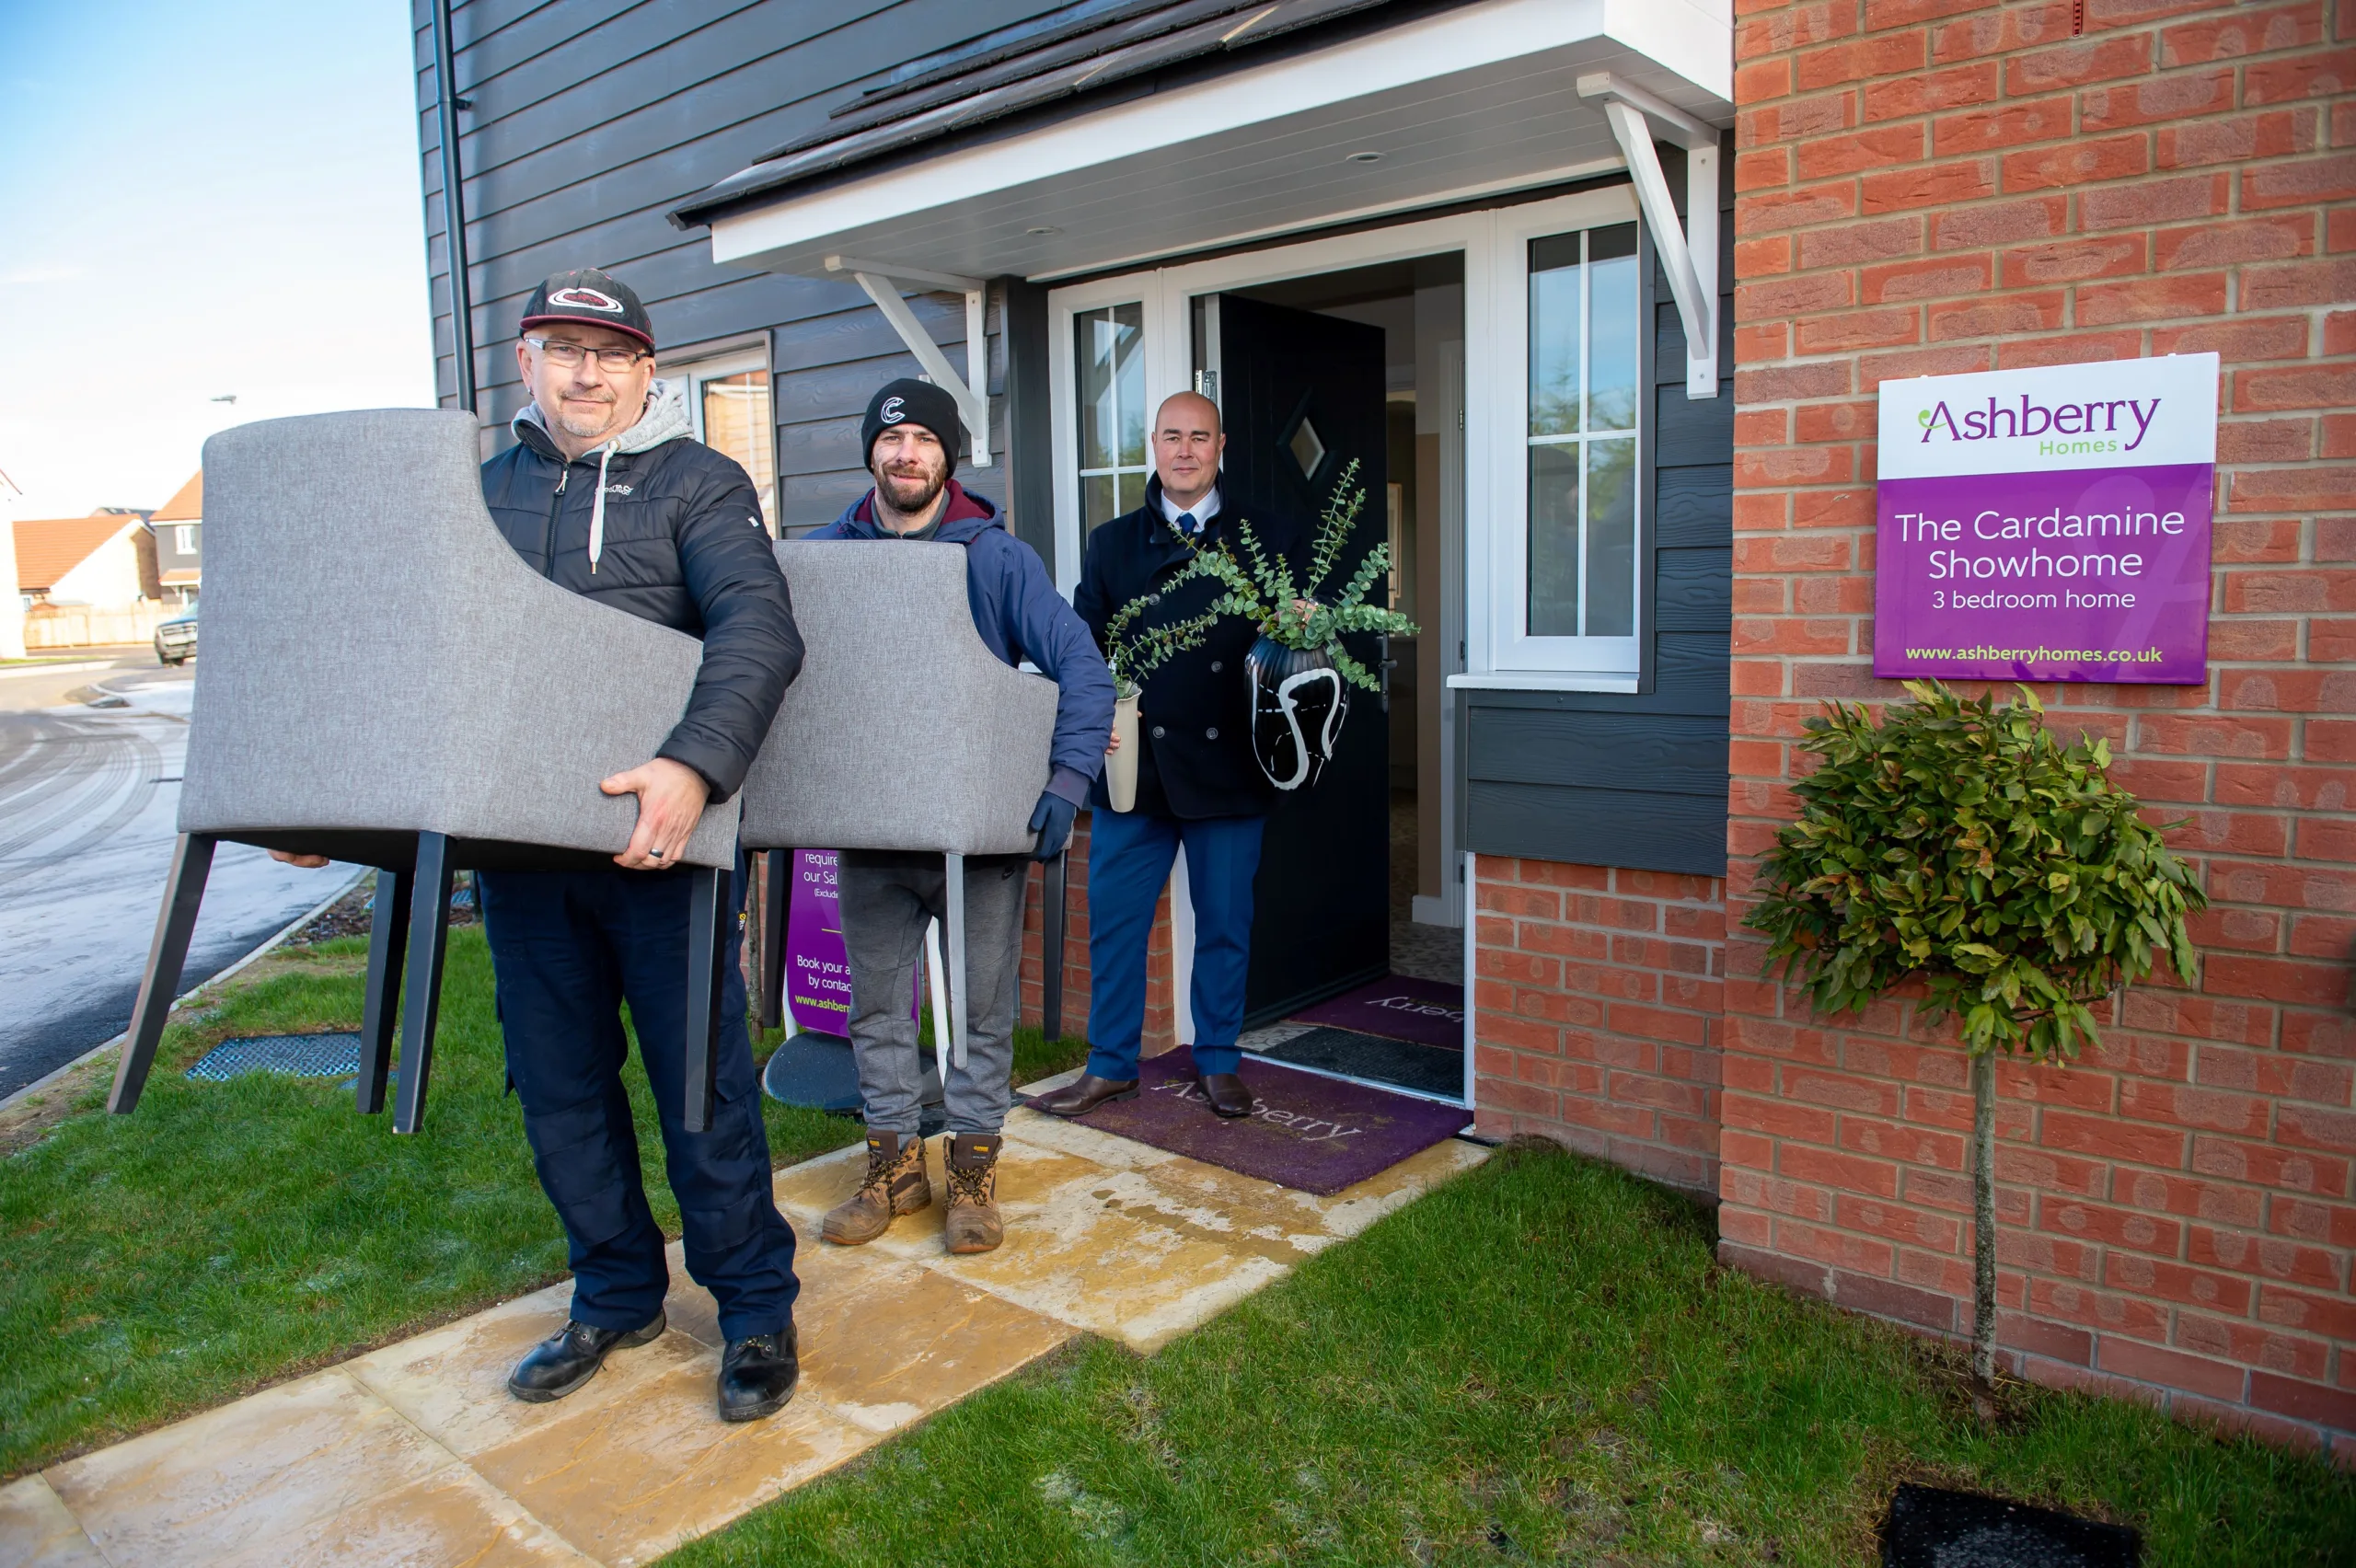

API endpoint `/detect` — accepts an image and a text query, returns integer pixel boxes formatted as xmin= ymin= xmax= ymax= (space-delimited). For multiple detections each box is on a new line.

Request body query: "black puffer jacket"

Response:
xmin=479 ymin=381 xmax=802 ymax=801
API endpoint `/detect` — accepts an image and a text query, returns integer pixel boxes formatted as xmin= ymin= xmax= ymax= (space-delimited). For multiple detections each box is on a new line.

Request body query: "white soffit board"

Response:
xmin=710 ymin=0 xmax=1732 ymax=282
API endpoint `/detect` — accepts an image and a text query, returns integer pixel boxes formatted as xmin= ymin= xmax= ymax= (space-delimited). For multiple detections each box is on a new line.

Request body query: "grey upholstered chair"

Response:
xmin=110 ymin=409 xmax=741 ymax=1134
xmin=738 ymin=540 xmax=1059 ymax=1071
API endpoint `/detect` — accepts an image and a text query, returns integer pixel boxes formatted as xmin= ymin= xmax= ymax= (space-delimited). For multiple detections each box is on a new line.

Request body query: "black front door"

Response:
xmin=1212 ymin=294 xmax=1390 ymax=1027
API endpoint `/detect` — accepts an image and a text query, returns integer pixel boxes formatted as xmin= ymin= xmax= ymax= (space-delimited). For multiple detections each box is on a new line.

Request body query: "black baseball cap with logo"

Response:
xmin=519 ymin=268 xmax=654 ymax=350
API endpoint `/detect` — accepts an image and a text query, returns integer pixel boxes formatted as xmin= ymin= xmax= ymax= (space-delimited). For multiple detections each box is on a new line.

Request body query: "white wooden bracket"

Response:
xmin=826 ymin=254 xmax=991 ymax=466
xmin=1577 ymin=74 xmax=1720 ymax=401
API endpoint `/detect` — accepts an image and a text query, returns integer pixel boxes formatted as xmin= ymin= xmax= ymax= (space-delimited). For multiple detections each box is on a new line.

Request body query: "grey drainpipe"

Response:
xmin=430 ymin=0 xmax=475 ymax=414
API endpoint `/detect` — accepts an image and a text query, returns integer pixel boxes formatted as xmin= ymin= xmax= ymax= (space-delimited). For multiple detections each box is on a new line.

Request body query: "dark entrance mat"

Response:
xmin=1027 ymin=1044 xmax=1471 ymax=1195
xmin=1881 ymin=1483 xmax=2139 ymax=1567
xmin=1249 ymin=1025 xmax=1462 ymax=1100
xmin=185 ymin=1032 xmax=361 ymax=1081
xmin=1288 ymin=974 xmax=1463 ymax=1051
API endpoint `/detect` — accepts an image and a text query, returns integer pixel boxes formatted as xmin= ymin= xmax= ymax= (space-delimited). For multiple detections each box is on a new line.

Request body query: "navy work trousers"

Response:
xmin=1084 ymin=808 xmax=1265 ymax=1080
xmin=478 ymin=860 xmax=799 ymax=1342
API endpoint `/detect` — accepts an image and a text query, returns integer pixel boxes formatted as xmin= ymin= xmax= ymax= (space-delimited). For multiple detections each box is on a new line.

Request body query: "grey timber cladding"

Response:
xmin=410 ymin=0 xmax=1047 ymax=534
xmin=1460 ymin=142 xmax=1733 ymax=879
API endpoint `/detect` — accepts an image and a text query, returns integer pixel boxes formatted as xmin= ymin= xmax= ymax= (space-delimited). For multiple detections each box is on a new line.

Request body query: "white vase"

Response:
xmin=1106 ymin=690 xmax=1141 ymax=812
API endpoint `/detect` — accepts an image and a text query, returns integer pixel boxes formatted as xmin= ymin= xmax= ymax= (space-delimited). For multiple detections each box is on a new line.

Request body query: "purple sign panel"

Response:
xmin=784 ymin=849 xmax=852 ymax=1035
xmin=1874 ymin=354 xmax=2217 ymax=685
xmin=782 ymin=848 xmax=919 ymax=1037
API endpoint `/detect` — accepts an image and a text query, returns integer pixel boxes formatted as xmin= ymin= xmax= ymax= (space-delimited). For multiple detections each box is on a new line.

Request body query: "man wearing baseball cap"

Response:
xmin=803 ymin=378 xmax=1113 ymax=1255
xmin=273 ymin=267 xmax=808 ymax=1421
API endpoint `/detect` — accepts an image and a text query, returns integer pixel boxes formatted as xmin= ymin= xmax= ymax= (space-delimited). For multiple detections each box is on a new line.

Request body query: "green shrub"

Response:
xmin=1745 ymin=681 xmax=2205 ymax=1064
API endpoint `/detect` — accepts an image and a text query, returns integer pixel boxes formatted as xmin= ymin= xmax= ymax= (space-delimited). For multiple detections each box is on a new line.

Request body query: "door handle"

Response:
xmin=1377 ymin=632 xmax=1393 ymax=715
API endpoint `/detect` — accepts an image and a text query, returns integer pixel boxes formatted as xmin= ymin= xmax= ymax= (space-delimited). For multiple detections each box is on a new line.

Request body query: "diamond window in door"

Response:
xmin=1287 ymin=414 xmax=1328 ymax=481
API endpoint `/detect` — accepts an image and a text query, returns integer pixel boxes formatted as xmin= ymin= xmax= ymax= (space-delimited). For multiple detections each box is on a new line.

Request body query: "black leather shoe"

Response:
xmin=1198 ymin=1072 xmax=1253 ymax=1118
xmin=507 ymin=1311 xmax=664 ymax=1403
xmin=1032 ymin=1072 xmax=1140 ymax=1118
xmin=720 ymin=1324 xmax=801 ymax=1423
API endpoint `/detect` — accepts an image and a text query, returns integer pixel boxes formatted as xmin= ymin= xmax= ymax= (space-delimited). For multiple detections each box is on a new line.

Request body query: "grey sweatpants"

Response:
xmin=836 ymin=849 xmax=1031 ymax=1136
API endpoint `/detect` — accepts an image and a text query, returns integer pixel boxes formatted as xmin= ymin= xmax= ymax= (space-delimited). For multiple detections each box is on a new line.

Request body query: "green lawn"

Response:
xmin=0 ymin=928 xmax=1081 ymax=1479
xmin=670 ymin=1140 xmax=2355 ymax=1568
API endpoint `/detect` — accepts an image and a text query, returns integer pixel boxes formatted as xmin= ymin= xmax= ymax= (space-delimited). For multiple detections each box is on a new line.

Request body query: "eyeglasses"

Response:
xmin=525 ymin=337 xmax=650 ymax=373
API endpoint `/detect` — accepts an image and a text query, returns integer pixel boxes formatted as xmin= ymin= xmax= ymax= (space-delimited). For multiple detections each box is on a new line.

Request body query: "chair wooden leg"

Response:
xmin=684 ymin=865 xmax=728 ymax=1134
xmin=757 ymin=848 xmax=790 ymax=1032
xmin=356 ymin=862 xmax=410 ymax=1114
xmin=1042 ymin=848 xmax=1068 ymax=1044
xmin=391 ymin=834 xmax=454 ymax=1135
xmin=944 ymin=851 xmax=968 ymax=1072
xmin=109 ymin=833 xmax=217 ymax=1113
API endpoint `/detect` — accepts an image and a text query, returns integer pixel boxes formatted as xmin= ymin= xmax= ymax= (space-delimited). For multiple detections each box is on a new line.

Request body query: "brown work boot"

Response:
xmin=822 ymin=1130 xmax=930 ymax=1245
xmin=941 ymin=1133 xmax=1004 ymax=1254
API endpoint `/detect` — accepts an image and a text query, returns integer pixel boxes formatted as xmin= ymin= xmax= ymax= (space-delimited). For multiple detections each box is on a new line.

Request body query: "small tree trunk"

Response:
xmin=1970 ymin=1047 xmax=1998 ymax=1393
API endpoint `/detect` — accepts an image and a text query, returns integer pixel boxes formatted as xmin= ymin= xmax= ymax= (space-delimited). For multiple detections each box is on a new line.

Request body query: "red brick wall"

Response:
xmin=1727 ymin=0 xmax=2356 ymax=1451
xmin=1472 ymin=858 xmax=1728 ymax=1196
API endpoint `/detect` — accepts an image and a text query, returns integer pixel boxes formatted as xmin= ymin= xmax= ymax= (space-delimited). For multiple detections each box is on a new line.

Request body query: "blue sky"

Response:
xmin=0 ymin=0 xmax=433 ymax=520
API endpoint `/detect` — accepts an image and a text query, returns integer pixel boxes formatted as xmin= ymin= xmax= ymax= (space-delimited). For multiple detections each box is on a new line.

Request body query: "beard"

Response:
xmin=552 ymin=396 xmax=619 ymax=442
xmin=877 ymin=463 xmax=948 ymax=517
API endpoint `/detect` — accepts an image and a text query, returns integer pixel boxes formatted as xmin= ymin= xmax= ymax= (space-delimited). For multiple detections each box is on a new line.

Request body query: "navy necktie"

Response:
xmin=1176 ymin=512 xmax=1197 ymax=534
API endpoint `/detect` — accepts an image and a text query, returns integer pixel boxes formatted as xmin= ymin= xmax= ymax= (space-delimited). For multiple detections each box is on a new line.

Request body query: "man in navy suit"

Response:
xmin=1041 ymin=391 xmax=1304 ymax=1121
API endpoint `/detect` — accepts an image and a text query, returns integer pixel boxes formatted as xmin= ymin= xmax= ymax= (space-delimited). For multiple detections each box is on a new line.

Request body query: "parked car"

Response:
xmin=155 ymin=605 xmax=198 ymax=665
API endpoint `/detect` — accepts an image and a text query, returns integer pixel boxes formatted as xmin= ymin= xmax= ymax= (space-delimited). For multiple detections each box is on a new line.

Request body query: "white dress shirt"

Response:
xmin=1159 ymin=484 xmax=1220 ymax=533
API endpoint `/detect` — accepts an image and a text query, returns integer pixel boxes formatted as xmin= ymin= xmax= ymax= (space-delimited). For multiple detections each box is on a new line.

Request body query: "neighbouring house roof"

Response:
xmin=12 ymin=513 xmax=141 ymax=594
xmin=671 ymin=0 xmax=1402 ymax=230
xmin=151 ymin=471 xmax=202 ymax=524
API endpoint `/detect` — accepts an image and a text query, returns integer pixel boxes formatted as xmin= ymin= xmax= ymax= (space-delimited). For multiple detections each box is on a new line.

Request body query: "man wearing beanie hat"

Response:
xmin=805 ymin=378 xmax=1113 ymax=1255
xmin=275 ymin=266 xmax=807 ymax=1423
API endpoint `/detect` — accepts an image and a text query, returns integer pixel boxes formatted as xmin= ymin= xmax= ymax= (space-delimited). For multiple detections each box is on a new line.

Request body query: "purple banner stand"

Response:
xmin=782 ymin=848 xmax=919 ymax=1037
xmin=1873 ymin=353 xmax=2218 ymax=686
xmin=784 ymin=850 xmax=852 ymax=1036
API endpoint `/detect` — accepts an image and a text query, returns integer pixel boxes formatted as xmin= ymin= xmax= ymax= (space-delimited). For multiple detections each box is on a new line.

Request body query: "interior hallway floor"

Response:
xmin=0 ymin=1080 xmax=1484 ymax=1567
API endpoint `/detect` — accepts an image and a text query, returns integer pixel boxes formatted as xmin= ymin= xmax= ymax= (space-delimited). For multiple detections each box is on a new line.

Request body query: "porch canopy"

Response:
xmin=672 ymin=0 xmax=1734 ymax=411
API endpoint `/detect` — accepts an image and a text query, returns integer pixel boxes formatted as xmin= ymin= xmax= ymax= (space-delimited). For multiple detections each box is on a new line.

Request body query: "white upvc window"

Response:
xmin=1048 ymin=271 xmax=1181 ymax=592
xmin=1073 ymin=301 xmax=1151 ymax=529
xmin=174 ymin=525 xmax=197 ymax=554
xmin=1472 ymin=192 xmax=1645 ymax=687
xmin=668 ymin=343 xmax=778 ymax=535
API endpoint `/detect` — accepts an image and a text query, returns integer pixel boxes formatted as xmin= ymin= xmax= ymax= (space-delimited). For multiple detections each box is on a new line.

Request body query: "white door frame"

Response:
xmin=1043 ymin=189 xmax=1641 ymax=1086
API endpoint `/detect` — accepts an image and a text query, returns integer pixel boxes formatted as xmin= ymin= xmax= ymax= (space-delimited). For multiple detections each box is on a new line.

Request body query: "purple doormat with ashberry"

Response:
xmin=1027 ymin=1045 xmax=1471 ymax=1195
xmin=1288 ymin=974 xmax=1463 ymax=1050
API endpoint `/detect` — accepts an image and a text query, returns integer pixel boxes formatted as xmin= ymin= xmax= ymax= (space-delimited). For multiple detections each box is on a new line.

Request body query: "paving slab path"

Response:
xmin=1 ymin=1083 xmax=1484 ymax=1567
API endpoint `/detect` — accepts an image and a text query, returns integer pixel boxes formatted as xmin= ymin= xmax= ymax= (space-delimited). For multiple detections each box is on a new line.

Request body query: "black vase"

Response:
xmin=1246 ymin=636 xmax=1349 ymax=791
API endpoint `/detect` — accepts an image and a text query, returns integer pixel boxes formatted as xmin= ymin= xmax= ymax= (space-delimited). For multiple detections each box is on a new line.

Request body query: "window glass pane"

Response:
xmin=699 ymin=370 xmax=775 ymax=534
xmin=1114 ymin=306 xmax=1146 ymax=467
xmin=1523 ymin=224 xmax=1642 ymax=649
xmin=1077 ymin=304 xmax=1144 ymax=472
xmin=1526 ymin=441 xmax=1582 ymax=637
xmin=1587 ymin=223 xmax=1640 ymax=433
xmin=1528 ymin=238 xmax=1582 ymax=439
xmin=1075 ymin=302 xmax=1149 ymax=532
xmin=1083 ymin=474 xmax=1120 ymax=532
xmin=1584 ymin=436 xmax=1637 ymax=637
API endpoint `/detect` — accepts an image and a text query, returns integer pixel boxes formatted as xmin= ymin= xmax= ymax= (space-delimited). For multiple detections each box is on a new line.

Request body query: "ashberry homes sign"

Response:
xmin=1874 ymin=353 xmax=2217 ymax=684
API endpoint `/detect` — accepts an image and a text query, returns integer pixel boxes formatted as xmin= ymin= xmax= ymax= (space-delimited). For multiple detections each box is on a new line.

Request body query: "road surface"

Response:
xmin=0 ymin=651 xmax=356 ymax=1099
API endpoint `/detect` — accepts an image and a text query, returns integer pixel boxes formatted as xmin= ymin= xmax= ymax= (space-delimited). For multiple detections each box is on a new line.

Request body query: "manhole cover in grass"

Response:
xmin=186 ymin=1032 xmax=364 ymax=1082
xmin=1881 ymin=1483 xmax=2138 ymax=1567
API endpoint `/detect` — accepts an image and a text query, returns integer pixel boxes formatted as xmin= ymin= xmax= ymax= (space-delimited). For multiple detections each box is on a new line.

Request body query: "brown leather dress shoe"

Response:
xmin=1197 ymin=1072 xmax=1253 ymax=1118
xmin=1033 ymin=1072 xmax=1139 ymax=1118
